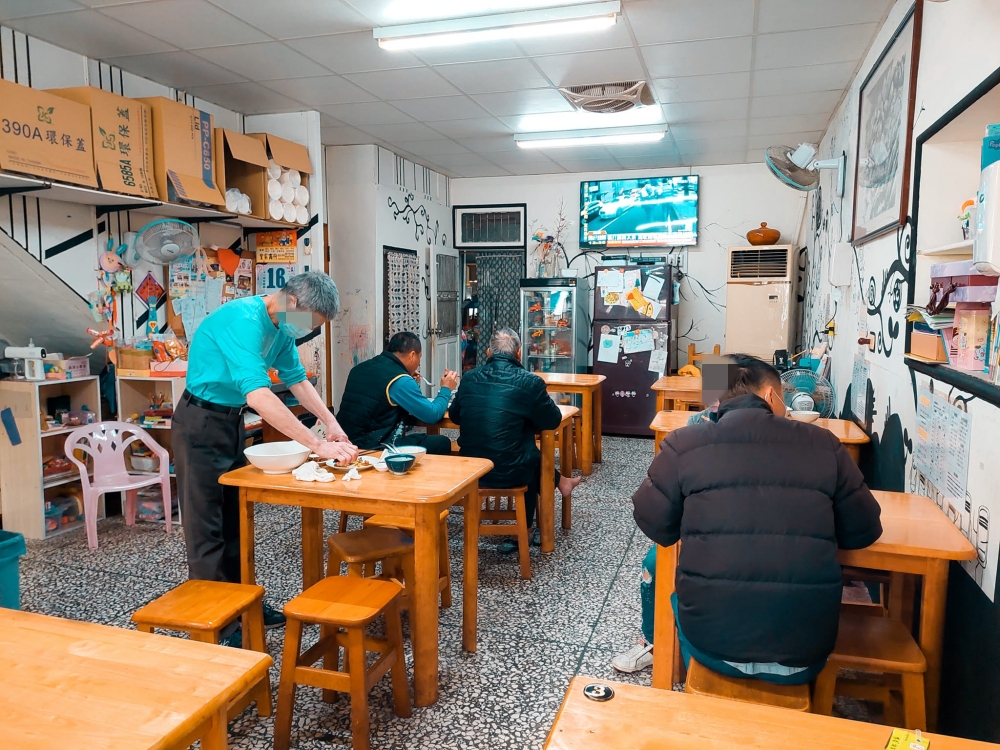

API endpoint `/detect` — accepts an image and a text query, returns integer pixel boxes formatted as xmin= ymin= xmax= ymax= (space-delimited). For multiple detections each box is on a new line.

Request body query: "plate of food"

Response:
xmin=320 ymin=454 xmax=381 ymax=472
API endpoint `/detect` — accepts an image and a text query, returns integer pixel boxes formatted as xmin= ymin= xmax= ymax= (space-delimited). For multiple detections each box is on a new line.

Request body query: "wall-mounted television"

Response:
xmin=579 ymin=175 xmax=699 ymax=249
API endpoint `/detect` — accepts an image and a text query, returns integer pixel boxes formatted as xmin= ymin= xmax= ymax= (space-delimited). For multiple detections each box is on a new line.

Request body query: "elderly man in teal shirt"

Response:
xmin=174 ymin=271 xmax=357 ymax=641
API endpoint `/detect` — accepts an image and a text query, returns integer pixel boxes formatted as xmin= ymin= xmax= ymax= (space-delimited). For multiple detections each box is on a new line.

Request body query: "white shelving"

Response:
xmin=919 ymin=239 xmax=974 ymax=256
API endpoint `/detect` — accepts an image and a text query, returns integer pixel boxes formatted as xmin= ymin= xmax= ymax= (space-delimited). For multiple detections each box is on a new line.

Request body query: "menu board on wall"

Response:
xmin=914 ymin=386 xmax=972 ymax=505
xmin=851 ymin=354 xmax=869 ymax=420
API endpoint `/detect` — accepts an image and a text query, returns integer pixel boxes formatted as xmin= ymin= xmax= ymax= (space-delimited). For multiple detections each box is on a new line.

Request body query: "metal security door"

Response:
xmin=426 ymin=248 xmax=461 ymax=388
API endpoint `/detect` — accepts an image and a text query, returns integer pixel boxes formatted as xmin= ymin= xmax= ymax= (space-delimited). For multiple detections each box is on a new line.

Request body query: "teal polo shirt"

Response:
xmin=185 ymin=296 xmax=307 ymax=408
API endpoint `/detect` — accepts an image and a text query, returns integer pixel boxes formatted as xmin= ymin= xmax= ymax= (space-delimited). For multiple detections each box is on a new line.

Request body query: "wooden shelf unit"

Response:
xmin=0 ymin=377 xmax=103 ymax=539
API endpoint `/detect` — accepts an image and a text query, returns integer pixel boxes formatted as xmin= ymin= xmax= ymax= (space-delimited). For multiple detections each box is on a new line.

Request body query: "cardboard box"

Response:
xmin=137 ymin=96 xmax=224 ymax=207
xmin=250 ymin=132 xmax=313 ymax=225
xmin=42 ymin=356 xmax=91 ymax=380
xmin=48 ymin=86 xmax=157 ymax=199
xmin=214 ymin=128 xmax=269 ymax=218
xmin=954 ymin=304 xmax=991 ymax=370
xmin=909 ymin=330 xmax=948 ymax=363
xmin=0 ymin=79 xmax=97 ymax=187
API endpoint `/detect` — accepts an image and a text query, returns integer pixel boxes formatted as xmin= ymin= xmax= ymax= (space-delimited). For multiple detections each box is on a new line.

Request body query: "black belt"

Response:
xmin=181 ymin=391 xmax=248 ymax=416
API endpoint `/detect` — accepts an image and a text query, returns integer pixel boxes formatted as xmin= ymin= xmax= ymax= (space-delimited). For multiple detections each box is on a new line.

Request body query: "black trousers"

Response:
xmin=481 ymin=461 xmax=560 ymax=527
xmin=173 ymin=398 xmax=247 ymax=583
xmin=398 ymin=431 xmax=453 ymax=455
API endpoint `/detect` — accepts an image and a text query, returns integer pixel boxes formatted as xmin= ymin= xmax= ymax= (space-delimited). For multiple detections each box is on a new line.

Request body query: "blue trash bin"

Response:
xmin=0 ymin=530 xmax=27 ymax=609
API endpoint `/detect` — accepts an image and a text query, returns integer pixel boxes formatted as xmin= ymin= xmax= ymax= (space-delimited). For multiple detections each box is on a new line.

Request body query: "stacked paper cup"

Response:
xmin=225 ymin=187 xmax=252 ymax=215
xmin=270 ymin=159 xmax=308 ymax=224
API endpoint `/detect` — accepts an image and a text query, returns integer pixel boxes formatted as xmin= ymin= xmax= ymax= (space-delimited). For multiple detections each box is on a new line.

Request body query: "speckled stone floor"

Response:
xmin=19 ymin=434 xmax=878 ymax=748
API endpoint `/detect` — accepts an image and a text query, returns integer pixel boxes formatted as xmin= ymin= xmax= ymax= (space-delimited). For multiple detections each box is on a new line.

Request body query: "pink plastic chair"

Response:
xmin=64 ymin=421 xmax=172 ymax=550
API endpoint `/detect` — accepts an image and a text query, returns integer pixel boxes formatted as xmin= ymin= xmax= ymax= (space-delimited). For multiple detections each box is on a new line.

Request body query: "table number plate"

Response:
xmin=582 ymin=683 xmax=615 ymax=702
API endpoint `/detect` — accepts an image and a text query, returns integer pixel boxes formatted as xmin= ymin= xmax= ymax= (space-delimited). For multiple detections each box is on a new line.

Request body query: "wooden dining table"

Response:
xmin=536 ymin=372 xmax=605 ymax=476
xmin=651 ymin=490 xmax=976 ymax=730
xmin=651 ymin=374 xmax=703 ymax=411
xmin=220 ymin=454 xmax=493 ymax=708
xmin=545 ymin=676 xmax=997 ymax=749
xmin=0 ymin=608 xmax=272 ymax=750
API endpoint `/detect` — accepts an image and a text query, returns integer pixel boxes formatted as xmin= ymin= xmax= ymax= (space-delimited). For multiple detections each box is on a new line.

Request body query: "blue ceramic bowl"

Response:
xmin=384 ymin=453 xmax=416 ymax=476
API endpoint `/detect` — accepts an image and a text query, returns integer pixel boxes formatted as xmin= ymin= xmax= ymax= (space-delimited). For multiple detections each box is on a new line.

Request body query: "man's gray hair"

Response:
xmin=490 ymin=327 xmax=521 ymax=356
xmin=283 ymin=271 xmax=340 ymax=319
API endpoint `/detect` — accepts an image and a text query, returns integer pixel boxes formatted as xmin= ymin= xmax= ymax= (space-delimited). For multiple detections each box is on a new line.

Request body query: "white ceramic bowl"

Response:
xmin=788 ymin=410 xmax=820 ymax=424
xmin=390 ymin=444 xmax=428 ymax=464
xmin=244 ymin=441 xmax=310 ymax=474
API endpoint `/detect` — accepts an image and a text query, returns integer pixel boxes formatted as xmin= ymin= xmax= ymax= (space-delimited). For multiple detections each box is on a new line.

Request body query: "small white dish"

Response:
xmin=245 ymin=441 xmax=310 ymax=474
xmin=788 ymin=410 xmax=820 ymax=424
xmin=388 ymin=445 xmax=427 ymax=464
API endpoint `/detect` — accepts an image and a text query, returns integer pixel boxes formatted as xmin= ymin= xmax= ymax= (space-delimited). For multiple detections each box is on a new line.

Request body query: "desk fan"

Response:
xmin=127 ymin=218 xmax=198 ymax=335
xmin=765 ymin=143 xmax=846 ymax=198
xmin=781 ymin=369 xmax=836 ymax=418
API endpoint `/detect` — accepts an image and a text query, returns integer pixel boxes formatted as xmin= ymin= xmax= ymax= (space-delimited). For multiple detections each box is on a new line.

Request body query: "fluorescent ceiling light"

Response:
xmin=375 ymin=2 xmax=619 ymax=50
xmin=515 ymin=126 xmax=667 ymax=149
xmin=518 ymin=105 xmax=663 ymax=133
xmin=384 ymin=0 xmax=587 ymax=22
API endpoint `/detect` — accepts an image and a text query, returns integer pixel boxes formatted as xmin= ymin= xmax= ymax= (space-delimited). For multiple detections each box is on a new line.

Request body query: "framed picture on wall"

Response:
xmin=851 ymin=2 xmax=923 ymax=245
xmin=453 ymin=204 xmax=527 ymax=250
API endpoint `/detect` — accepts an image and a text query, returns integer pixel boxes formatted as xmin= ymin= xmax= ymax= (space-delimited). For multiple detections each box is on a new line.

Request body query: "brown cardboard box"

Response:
xmin=137 ymin=96 xmax=224 ymax=207
xmin=0 ymin=79 xmax=97 ymax=187
xmin=48 ymin=86 xmax=157 ymax=199
xmin=214 ymin=128 xmax=269 ymax=218
xmin=250 ymin=132 xmax=313 ymax=225
xmin=910 ymin=330 xmax=948 ymax=363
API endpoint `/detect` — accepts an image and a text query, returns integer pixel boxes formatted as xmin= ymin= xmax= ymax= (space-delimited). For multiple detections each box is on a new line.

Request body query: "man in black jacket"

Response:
xmin=450 ymin=327 xmax=581 ymax=545
xmin=616 ymin=354 xmax=882 ymax=682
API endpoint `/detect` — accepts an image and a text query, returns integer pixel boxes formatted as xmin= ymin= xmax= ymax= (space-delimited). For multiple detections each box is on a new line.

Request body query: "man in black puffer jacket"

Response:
xmin=450 ymin=327 xmax=581 ymax=541
xmin=631 ymin=354 xmax=882 ymax=683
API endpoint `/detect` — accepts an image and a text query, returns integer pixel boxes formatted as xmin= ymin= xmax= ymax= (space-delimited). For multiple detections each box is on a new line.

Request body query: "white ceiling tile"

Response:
xmin=626 ymin=0 xmax=755 ymax=45
xmin=457 ymin=135 xmax=519 ymax=153
xmin=435 ymin=59 xmax=549 ymax=94
xmin=548 ymin=158 xmax=623 ymax=173
xmin=668 ymin=120 xmax=746 ymax=140
xmin=449 ymin=164 xmax=514 ymax=178
xmin=319 ymin=101 xmax=414 ymax=126
xmin=663 ymin=98 xmax=748 ymax=123
xmin=392 ymin=96 xmax=489 ymax=121
xmin=605 ymin=142 xmax=680 ymax=161
xmin=686 ymin=150 xmax=748 ymax=166
xmin=747 ymin=131 xmax=824 ymax=150
xmin=472 ymin=89 xmax=575 ymax=117
xmin=259 ymin=75 xmax=376 ymax=105
xmin=345 ymin=67 xmax=459 ymax=100
xmin=675 ymin=136 xmax=747 ymax=154
xmin=744 ymin=148 xmax=766 ymax=163
xmin=193 ymin=42 xmax=330 ymax=80
xmin=516 ymin=18 xmax=632 ymax=56
xmin=425 ymin=117 xmax=512 ymax=138
xmin=487 ymin=149 xmax=560 ymax=166
xmin=758 ymin=0 xmax=892 ymax=33
xmin=748 ymin=113 xmax=831 ymax=136
xmin=76 ymin=0 xmax=157 ymax=5
xmin=321 ymin=125 xmax=375 ymax=145
xmin=641 ymin=37 xmax=753 ymax=78
xmin=207 ymin=0 xmax=370 ymax=40
xmin=394 ymin=139 xmax=470 ymax=157
xmin=361 ymin=122 xmax=443 ymax=141
xmin=0 ymin=0 xmax=82 ymax=20
xmin=107 ymin=50 xmax=246 ymax=88
xmin=615 ymin=154 xmax=685 ymax=170
xmin=533 ymin=47 xmax=645 ymax=88
xmin=750 ymin=90 xmax=843 ymax=118
xmin=103 ymin=0 xmax=268 ymax=49
xmin=653 ymin=72 xmax=751 ymax=104
xmin=752 ymin=62 xmax=857 ymax=97
xmin=185 ymin=81 xmax=304 ymax=114
xmin=504 ymin=162 xmax=568 ymax=175
xmin=426 ymin=153 xmax=497 ymax=169
xmin=4 ymin=9 xmax=176 ymax=58
xmin=412 ymin=39 xmax=524 ymax=66
xmin=755 ymin=24 xmax=878 ymax=70
xmin=293 ymin=31 xmax=422 ymax=73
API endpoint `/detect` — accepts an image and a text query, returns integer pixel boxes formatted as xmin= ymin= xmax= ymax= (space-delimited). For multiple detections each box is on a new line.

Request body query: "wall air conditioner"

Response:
xmin=724 ymin=245 xmax=797 ymax=360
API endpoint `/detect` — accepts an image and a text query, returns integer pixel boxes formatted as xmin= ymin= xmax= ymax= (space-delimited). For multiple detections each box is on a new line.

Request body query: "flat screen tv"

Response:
xmin=579 ymin=175 xmax=699 ymax=248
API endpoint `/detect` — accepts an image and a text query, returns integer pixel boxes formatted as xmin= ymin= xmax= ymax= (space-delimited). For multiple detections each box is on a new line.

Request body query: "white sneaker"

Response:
xmin=611 ymin=642 xmax=654 ymax=673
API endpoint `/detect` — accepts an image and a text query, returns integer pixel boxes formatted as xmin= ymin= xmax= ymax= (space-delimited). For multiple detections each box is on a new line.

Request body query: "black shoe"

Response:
xmin=219 ymin=627 xmax=243 ymax=649
xmin=529 ymin=528 xmax=541 ymax=547
xmin=263 ymin=602 xmax=286 ymax=630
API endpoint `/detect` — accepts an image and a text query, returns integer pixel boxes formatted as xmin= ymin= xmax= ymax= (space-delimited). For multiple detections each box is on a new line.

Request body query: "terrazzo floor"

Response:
xmin=19 ymin=434 xmax=877 ymax=748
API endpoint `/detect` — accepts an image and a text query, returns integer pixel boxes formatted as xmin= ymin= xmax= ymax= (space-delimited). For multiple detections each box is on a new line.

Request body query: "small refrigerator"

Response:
xmin=592 ymin=264 xmax=673 ymax=436
xmin=520 ymin=278 xmax=590 ymax=375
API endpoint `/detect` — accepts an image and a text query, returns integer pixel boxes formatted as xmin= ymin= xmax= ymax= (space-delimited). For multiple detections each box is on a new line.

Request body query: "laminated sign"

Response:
xmin=0 ymin=79 xmax=97 ymax=187
xmin=256 ymin=230 xmax=298 ymax=264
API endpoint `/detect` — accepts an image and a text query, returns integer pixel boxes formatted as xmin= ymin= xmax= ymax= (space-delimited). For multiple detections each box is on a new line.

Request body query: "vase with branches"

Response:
xmin=530 ymin=198 xmax=570 ymax=278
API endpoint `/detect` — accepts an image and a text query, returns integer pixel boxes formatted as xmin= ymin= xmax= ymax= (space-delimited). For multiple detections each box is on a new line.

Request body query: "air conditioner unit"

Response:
xmin=724 ymin=245 xmax=797 ymax=359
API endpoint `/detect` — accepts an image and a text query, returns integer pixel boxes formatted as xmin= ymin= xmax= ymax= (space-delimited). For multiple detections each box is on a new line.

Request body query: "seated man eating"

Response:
xmin=450 ymin=327 xmax=580 ymax=548
xmin=625 ymin=354 xmax=882 ymax=682
xmin=336 ymin=331 xmax=457 ymax=454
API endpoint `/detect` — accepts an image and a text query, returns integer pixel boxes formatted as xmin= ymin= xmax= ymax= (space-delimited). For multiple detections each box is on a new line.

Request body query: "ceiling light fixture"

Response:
xmin=515 ymin=126 xmax=667 ymax=149
xmin=384 ymin=0 xmax=588 ymax=22
xmin=374 ymin=1 xmax=620 ymax=50
xmin=518 ymin=105 xmax=663 ymax=133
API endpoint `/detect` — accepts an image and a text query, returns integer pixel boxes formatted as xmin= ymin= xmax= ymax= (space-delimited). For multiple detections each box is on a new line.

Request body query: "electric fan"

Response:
xmin=127 ymin=218 xmax=198 ymax=266
xmin=781 ymin=369 xmax=836 ymax=418
xmin=765 ymin=143 xmax=847 ymax=198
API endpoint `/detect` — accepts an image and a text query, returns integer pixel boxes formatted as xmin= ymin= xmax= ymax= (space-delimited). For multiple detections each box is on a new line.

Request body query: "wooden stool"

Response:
xmin=327 ymin=526 xmax=416 ymax=580
xmin=365 ymin=510 xmax=452 ymax=608
xmin=338 ymin=511 xmax=372 ymax=534
xmin=685 ymin=658 xmax=811 ymax=711
xmin=274 ymin=576 xmax=410 ymax=750
xmin=131 ymin=580 xmax=272 ymax=720
xmin=812 ymin=613 xmax=927 ymax=730
xmin=478 ymin=486 xmax=531 ymax=580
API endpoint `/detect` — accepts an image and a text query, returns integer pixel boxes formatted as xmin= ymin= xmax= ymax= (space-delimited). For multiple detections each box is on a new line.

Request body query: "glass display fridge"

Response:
xmin=519 ymin=278 xmax=590 ymax=375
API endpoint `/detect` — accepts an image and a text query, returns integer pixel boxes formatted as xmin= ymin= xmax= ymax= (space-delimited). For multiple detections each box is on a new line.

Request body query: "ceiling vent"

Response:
xmin=558 ymin=80 xmax=655 ymax=114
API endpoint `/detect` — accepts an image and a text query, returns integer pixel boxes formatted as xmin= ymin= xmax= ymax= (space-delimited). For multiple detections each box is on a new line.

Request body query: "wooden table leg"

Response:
xmin=412 ymin=504 xmax=442 ymax=707
xmin=580 ymin=389 xmax=594 ymax=476
xmin=462 ymin=484 xmax=479 ymax=653
xmin=239 ymin=493 xmax=256 ymax=586
xmin=539 ymin=429 xmax=556 ymax=554
xmin=920 ymin=558 xmax=949 ymax=731
xmin=198 ymin=707 xmax=229 ymax=750
xmin=656 ymin=392 xmax=664 ymax=412
xmin=593 ymin=385 xmax=603 ymax=464
xmin=651 ymin=543 xmax=677 ymax=690
xmin=425 ymin=425 xmax=441 ymax=436
xmin=572 ymin=415 xmax=582 ymax=472
xmin=846 ymin=444 xmax=861 ymax=464
xmin=560 ymin=421 xmax=573 ymax=531
xmin=301 ymin=507 xmax=324 ymax=590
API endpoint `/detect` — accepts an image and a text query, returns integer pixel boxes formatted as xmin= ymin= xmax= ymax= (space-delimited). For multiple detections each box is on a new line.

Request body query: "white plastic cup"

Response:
xmin=269 ymin=200 xmax=283 ymax=220
xmin=280 ymin=182 xmax=294 ymax=203
xmin=283 ymin=202 xmax=297 ymax=223
xmin=225 ymin=188 xmax=240 ymax=213
xmin=267 ymin=178 xmax=282 ymax=200
xmin=293 ymin=185 xmax=309 ymax=207
xmin=267 ymin=159 xmax=281 ymax=180
xmin=239 ymin=195 xmax=251 ymax=215
xmin=280 ymin=169 xmax=301 ymax=188
xmin=296 ymin=205 xmax=308 ymax=224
